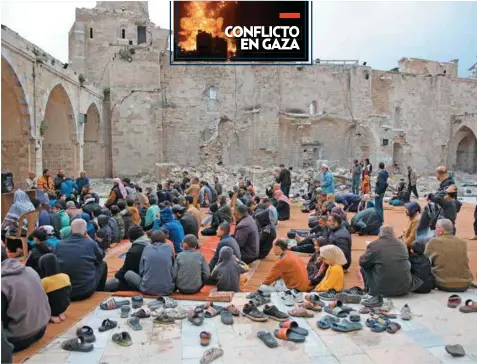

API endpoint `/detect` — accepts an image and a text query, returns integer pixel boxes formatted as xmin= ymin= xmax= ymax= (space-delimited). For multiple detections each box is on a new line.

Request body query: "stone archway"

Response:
xmin=345 ymin=124 xmax=378 ymax=163
xmin=1 ymin=56 xmax=33 ymax=183
xmin=42 ymin=84 xmax=79 ymax=177
xmin=454 ymin=126 xmax=477 ymax=173
xmin=83 ymin=102 xmax=105 ymax=177
xmin=393 ymin=142 xmax=404 ymax=174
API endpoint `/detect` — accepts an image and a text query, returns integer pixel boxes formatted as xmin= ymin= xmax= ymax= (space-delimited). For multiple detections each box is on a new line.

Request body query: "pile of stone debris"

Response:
xmin=89 ymin=163 xmax=477 ymax=200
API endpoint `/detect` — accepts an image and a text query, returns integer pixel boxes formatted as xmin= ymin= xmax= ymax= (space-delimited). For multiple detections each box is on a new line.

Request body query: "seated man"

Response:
xmin=425 ymin=219 xmax=473 ymax=292
xmin=209 ymin=222 xmax=241 ymax=272
xmin=260 ymin=239 xmax=309 ymax=292
xmin=55 ymin=219 xmax=108 ymax=301
xmin=291 ymin=216 xmax=329 ymax=254
xmin=1 ymin=246 xmax=50 ymax=352
xmin=104 ymin=225 xmax=149 ymax=292
xmin=359 ymin=225 xmax=413 ymax=297
xmin=350 ymin=207 xmax=382 ymax=236
xmin=327 ymin=214 xmax=352 ymax=271
xmin=152 ymin=207 xmax=185 ymax=253
xmin=335 ymin=193 xmax=361 ymax=212
xmin=233 ymin=204 xmax=260 ymax=264
xmin=172 ymin=205 xmax=199 ymax=238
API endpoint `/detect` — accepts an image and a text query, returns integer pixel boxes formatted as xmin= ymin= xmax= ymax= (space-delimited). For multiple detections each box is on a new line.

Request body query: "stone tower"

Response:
xmin=68 ymin=1 xmax=169 ymax=176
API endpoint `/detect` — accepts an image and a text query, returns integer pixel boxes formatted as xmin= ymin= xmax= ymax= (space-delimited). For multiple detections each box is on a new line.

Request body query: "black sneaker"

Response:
xmin=263 ymin=305 xmax=289 ymax=321
xmin=250 ymin=294 xmax=271 ymax=307
xmin=343 ymin=286 xmax=367 ymax=296
xmin=318 ymin=289 xmax=337 ymax=301
xmin=361 ymin=295 xmax=384 ymax=308
xmin=242 ymin=301 xmax=268 ymax=322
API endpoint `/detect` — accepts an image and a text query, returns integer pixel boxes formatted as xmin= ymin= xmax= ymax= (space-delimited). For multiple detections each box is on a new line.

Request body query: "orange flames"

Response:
xmin=178 ymin=1 xmax=237 ymax=55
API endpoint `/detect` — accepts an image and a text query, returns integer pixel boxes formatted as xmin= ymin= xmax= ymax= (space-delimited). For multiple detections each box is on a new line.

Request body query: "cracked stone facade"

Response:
xmin=2 ymin=1 xmax=477 ymax=182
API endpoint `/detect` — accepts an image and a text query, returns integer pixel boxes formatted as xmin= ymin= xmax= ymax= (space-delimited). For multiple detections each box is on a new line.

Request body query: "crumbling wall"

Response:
xmin=398 ymin=58 xmax=458 ymax=77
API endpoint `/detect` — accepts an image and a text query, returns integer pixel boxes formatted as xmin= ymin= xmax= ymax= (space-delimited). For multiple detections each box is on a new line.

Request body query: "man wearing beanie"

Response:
xmin=56 ymin=219 xmax=108 ymax=300
xmin=104 ymin=225 xmax=149 ymax=292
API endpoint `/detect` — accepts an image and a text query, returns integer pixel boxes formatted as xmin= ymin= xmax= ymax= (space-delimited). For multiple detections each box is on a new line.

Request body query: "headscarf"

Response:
xmin=405 ymin=202 xmax=421 ymax=218
xmin=320 ymin=245 xmax=347 ymax=266
xmin=113 ymin=178 xmax=127 ymax=199
xmin=331 ymin=206 xmax=347 ymax=221
xmin=273 ymin=190 xmax=290 ymax=205
xmin=38 ymin=253 xmax=60 ymax=278
xmin=4 ymin=189 xmax=35 ymax=224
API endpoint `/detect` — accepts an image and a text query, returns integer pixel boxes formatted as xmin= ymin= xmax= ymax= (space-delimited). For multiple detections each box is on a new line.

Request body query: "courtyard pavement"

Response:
xmin=27 ymin=291 xmax=477 ymax=364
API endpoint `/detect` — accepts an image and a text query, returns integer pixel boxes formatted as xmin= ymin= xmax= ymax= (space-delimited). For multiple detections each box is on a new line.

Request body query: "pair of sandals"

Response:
xmin=317 ymin=316 xmax=363 ymax=332
xmin=448 ymin=295 xmax=477 ymax=313
xmin=148 ymin=296 xmax=178 ymax=310
xmin=61 ymin=326 xmax=96 ymax=352
xmin=365 ymin=317 xmax=401 ymax=334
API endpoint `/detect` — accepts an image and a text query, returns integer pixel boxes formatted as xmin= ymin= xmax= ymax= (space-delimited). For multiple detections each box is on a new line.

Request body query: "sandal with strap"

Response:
xmin=331 ymin=319 xmax=363 ymax=332
xmin=200 ymin=347 xmax=224 ymax=364
xmin=305 ymin=294 xmax=326 ymax=307
xmin=127 ymin=317 xmax=142 ymax=331
xmin=154 ymin=312 xmax=176 ymax=325
xmin=279 ymin=320 xmax=308 ymax=336
xmin=100 ymin=298 xmax=130 ymax=310
xmin=288 ymin=306 xmax=314 ymax=318
xmin=205 ymin=305 xmax=224 ymax=318
xmin=112 ymin=332 xmax=132 ymax=347
xmin=61 ymin=337 xmax=94 ymax=352
xmin=447 ymin=294 xmax=462 ymax=308
xmin=200 ymin=331 xmax=211 ymax=347
xmin=132 ymin=308 xmax=150 ymax=319
xmin=386 ymin=322 xmax=401 ymax=334
xmin=298 ymin=300 xmax=322 ymax=312
xmin=76 ymin=325 xmax=95 ymax=343
xmin=98 ymin=319 xmax=117 ymax=332
xmin=459 ymin=299 xmax=477 ymax=313
xmin=317 ymin=315 xmax=338 ymax=330
xmin=225 ymin=304 xmax=240 ymax=316
xmin=188 ymin=307 xmax=205 ymax=326
xmin=274 ymin=328 xmax=306 ymax=343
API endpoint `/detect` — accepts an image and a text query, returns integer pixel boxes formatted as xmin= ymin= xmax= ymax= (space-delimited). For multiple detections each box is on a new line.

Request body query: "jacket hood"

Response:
xmin=133 ymin=235 xmax=150 ymax=246
xmin=160 ymin=207 xmax=174 ymax=223
xmin=219 ymin=246 xmax=234 ymax=263
xmin=81 ymin=212 xmax=91 ymax=223
xmin=57 ymin=210 xmax=68 ymax=217
xmin=405 ymin=202 xmax=421 ymax=218
xmin=1 ymin=258 xmax=26 ymax=276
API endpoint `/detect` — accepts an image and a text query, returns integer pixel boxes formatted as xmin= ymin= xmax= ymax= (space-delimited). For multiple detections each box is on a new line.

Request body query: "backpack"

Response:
xmin=427 ymin=203 xmax=442 ymax=230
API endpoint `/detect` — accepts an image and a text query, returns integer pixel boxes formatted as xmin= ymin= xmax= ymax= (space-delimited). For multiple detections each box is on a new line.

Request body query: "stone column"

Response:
xmin=30 ymin=136 xmax=43 ymax=176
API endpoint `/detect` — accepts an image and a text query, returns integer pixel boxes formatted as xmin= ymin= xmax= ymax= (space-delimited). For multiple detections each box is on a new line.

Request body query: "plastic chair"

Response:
xmin=6 ymin=209 xmax=39 ymax=260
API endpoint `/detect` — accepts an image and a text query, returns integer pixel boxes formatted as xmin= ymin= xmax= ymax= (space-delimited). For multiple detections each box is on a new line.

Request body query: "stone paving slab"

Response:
xmin=29 ymin=291 xmax=477 ymax=364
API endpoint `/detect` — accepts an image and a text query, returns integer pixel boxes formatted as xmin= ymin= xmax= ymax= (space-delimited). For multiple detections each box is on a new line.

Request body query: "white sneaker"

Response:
xmin=291 ymin=289 xmax=304 ymax=303
xmin=279 ymin=290 xmax=295 ymax=306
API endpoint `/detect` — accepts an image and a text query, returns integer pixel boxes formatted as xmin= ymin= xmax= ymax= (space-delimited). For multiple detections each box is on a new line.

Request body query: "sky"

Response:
xmin=1 ymin=1 xmax=476 ymax=76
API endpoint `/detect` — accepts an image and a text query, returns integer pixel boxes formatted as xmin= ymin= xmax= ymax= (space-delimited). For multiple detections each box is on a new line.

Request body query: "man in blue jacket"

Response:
xmin=75 ymin=171 xmax=90 ymax=192
xmin=321 ymin=164 xmax=335 ymax=195
xmin=60 ymin=176 xmax=78 ymax=198
xmin=152 ymin=207 xmax=185 ymax=253
xmin=374 ymin=162 xmax=389 ymax=222
xmin=55 ymin=219 xmax=107 ymax=301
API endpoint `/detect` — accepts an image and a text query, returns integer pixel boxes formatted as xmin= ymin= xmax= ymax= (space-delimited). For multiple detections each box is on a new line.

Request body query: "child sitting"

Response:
xmin=117 ymin=200 xmax=133 ymax=237
xmin=26 ymin=229 xmax=52 ymax=274
xmin=95 ymin=215 xmax=112 ymax=250
xmin=315 ymin=245 xmax=347 ymax=292
xmin=38 ymin=253 xmax=71 ymax=324
xmin=127 ymin=199 xmax=141 ymax=225
xmin=173 ymin=234 xmax=210 ymax=294
xmin=285 ymin=231 xmax=297 ymax=247
xmin=111 ymin=205 xmax=126 ymax=241
xmin=409 ymin=240 xmax=435 ymax=293
xmin=211 ymin=246 xmax=247 ymax=292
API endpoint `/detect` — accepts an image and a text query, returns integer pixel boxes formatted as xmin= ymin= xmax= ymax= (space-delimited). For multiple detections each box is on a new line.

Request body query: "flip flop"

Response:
xmin=200 ymin=331 xmax=211 ymax=347
xmin=76 ymin=325 xmax=95 ymax=343
xmin=447 ymin=294 xmax=462 ymax=308
xmin=61 ymin=337 xmax=94 ymax=352
xmin=257 ymin=331 xmax=278 ymax=348
xmin=98 ymin=319 xmax=117 ymax=332
xmin=120 ymin=306 xmax=131 ymax=318
xmin=279 ymin=320 xmax=309 ymax=336
xmin=205 ymin=305 xmax=224 ymax=318
xmin=349 ymin=311 xmax=361 ymax=322
xmin=317 ymin=315 xmax=338 ymax=330
xmin=459 ymin=299 xmax=477 ymax=313
xmin=386 ymin=322 xmax=401 ymax=334
xmin=100 ymin=298 xmax=130 ymax=310
xmin=132 ymin=308 xmax=150 ymax=319
xmin=305 ymin=294 xmax=326 ymax=307
xmin=225 ymin=304 xmax=240 ymax=316
xmin=331 ymin=319 xmax=363 ymax=332
xmin=288 ymin=306 xmax=314 ymax=318
xmin=220 ymin=310 xmax=234 ymax=325
xmin=445 ymin=344 xmax=466 ymax=357
xmin=131 ymin=295 xmax=143 ymax=309
xmin=274 ymin=328 xmax=306 ymax=343
xmin=127 ymin=317 xmax=142 ymax=331
xmin=324 ymin=305 xmax=347 ymax=318
xmin=200 ymin=347 xmax=224 ymax=364
xmin=112 ymin=332 xmax=132 ymax=347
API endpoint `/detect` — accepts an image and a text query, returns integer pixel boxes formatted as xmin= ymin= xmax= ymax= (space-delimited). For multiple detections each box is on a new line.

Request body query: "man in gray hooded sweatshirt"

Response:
xmin=1 ymin=246 xmax=50 ymax=352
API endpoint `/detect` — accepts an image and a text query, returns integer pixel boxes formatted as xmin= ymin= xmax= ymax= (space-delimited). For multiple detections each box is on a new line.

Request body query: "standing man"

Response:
xmin=276 ymin=164 xmax=291 ymax=197
xmin=407 ymin=166 xmax=419 ymax=199
xmin=350 ymin=160 xmax=362 ymax=195
xmin=435 ymin=166 xmax=455 ymax=192
xmin=374 ymin=162 xmax=389 ymax=222
xmin=321 ymin=164 xmax=335 ymax=196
